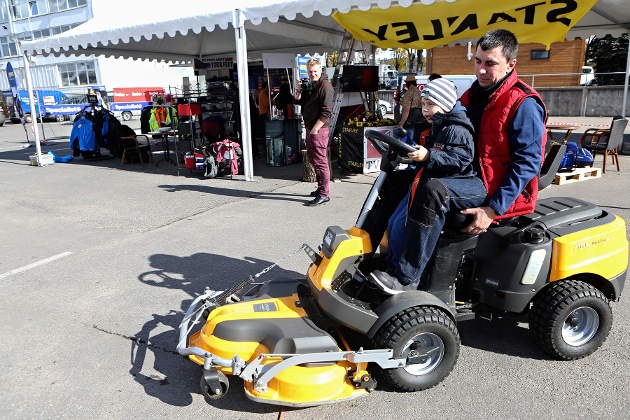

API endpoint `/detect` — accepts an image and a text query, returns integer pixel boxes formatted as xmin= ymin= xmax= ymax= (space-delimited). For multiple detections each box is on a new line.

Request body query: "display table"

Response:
xmin=546 ymin=124 xmax=580 ymax=144
xmin=339 ymin=125 xmax=395 ymax=174
xmin=149 ymin=130 xmax=177 ymax=166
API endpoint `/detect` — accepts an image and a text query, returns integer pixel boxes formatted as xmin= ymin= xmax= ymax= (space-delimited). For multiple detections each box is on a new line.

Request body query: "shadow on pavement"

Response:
xmin=458 ymin=316 xmax=551 ymax=360
xmin=130 ymin=252 xmax=302 ymax=411
xmin=157 ymin=183 xmax=311 ymax=203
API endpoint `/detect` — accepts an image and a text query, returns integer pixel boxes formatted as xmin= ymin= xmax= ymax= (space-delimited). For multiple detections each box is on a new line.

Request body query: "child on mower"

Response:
xmin=371 ymin=78 xmax=487 ymax=295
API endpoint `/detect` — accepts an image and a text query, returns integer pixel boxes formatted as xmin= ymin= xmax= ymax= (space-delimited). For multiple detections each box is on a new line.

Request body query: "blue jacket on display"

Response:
xmin=70 ymin=116 xmax=96 ymax=151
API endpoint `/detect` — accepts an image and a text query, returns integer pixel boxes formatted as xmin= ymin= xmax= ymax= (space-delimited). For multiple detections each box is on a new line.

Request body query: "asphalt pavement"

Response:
xmin=0 ymin=117 xmax=629 ymax=419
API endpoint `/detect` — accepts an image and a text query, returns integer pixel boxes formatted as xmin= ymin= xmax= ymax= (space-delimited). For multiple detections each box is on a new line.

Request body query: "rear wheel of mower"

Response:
xmin=373 ymin=306 xmax=460 ymax=391
xmin=529 ymin=280 xmax=613 ymax=360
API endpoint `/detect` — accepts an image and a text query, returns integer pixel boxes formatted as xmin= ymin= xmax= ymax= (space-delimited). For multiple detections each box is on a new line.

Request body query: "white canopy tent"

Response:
xmin=20 ymin=0 xmax=630 ymax=173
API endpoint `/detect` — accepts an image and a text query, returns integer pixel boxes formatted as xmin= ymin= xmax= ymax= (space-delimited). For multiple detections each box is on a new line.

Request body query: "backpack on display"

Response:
xmin=559 ymin=142 xmax=594 ymax=172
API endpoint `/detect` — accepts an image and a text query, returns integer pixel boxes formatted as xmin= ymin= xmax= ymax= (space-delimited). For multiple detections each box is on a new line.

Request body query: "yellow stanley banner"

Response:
xmin=332 ymin=0 xmax=598 ymax=50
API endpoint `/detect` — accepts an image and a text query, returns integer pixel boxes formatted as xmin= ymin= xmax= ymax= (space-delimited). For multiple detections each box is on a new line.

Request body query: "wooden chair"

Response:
xmin=120 ymin=125 xmax=154 ymax=166
xmin=579 ymin=116 xmax=624 ymax=147
xmin=581 ymin=117 xmax=628 ymax=173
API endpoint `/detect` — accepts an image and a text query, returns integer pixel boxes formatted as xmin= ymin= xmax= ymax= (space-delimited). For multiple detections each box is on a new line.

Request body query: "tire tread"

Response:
xmin=373 ymin=306 xmax=460 ymax=391
xmin=530 ymin=280 xmax=612 ymax=360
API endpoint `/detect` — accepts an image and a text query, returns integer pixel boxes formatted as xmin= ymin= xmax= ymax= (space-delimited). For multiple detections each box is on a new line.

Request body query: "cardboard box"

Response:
xmin=29 ymin=153 xmax=54 ymax=166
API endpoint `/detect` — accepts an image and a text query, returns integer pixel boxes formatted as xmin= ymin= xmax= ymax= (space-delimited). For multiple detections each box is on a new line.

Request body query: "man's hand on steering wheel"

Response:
xmin=460 ymin=206 xmax=497 ymax=234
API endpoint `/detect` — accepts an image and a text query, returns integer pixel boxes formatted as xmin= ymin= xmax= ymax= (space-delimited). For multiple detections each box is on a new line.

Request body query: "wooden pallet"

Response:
xmin=554 ymin=167 xmax=602 ymax=185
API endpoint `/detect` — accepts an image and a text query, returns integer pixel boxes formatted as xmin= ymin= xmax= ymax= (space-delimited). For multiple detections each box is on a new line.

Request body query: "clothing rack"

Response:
xmin=70 ymin=104 xmax=117 ymax=161
xmin=148 ymin=104 xmax=177 ymax=166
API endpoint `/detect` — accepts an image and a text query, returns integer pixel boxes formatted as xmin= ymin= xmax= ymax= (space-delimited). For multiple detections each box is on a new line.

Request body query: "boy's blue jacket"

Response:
xmin=419 ymin=102 xmax=477 ymax=181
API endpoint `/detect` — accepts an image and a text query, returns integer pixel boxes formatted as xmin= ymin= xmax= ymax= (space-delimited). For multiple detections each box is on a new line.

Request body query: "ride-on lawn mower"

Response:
xmin=177 ymin=129 xmax=628 ymax=407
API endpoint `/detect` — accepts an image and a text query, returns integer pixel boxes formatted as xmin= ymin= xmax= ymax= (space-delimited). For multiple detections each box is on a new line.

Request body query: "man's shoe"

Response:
xmin=369 ymin=270 xmax=418 ymax=295
xmin=310 ymin=190 xmax=319 ymax=197
xmin=307 ymin=195 xmax=330 ymax=206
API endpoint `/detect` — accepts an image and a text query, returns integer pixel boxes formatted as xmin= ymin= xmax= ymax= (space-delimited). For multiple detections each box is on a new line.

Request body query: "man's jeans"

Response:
xmin=305 ymin=127 xmax=330 ymax=198
xmin=386 ymin=176 xmax=487 ymax=285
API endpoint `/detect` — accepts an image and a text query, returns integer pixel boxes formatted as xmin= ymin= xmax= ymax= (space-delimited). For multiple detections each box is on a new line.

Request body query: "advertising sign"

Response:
xmin=193 ymin=57 xmax=233 ymax=70
xmin=88 ymin=85 xmax=109 ymax=109
xmin=113 ymin=87 xmax=164 ymax=102
xmin=41 ymin=104 xmax=84 ymax=116
xmin=297 ymin=56 xmax=310 ymax=79
xmin=332 ymin=0 xmax=598 ymax=50
xmin=109 ymin=102 xmax=150 ymax=112
xmin=6 ymin=62 xmax=25 ymax=123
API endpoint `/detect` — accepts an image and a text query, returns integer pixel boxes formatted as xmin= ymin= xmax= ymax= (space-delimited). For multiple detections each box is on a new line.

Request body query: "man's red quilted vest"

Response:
xmin=460 ymin=71 xmax=547 ymax=220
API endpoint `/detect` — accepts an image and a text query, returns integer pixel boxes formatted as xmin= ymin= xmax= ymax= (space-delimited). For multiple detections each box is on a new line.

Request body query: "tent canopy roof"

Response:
xmin=22 ymin=0 xmax=630 ymax=63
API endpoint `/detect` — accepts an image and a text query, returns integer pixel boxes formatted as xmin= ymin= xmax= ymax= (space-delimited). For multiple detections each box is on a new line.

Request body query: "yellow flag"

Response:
xmin=332 ymin=0 xmax=598 ymax=50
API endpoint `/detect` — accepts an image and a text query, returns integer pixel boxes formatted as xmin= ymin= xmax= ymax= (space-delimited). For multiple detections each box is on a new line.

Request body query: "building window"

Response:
xmin=530 ymin=50 xmax=550 ymax=60
xmin=11 ymin=0 xmax=29 ymax=19
xmin=0 ymin=3 xmax=10 ymax=22
xmin=10 ymin=0 xmax=48 ymax=18
xmin=16 ymin=32 xmax=33 ymax=42
xmin=0 ymin=36 xmax=18 ymax=57
xmin=33 ymin=28 xmax=50 ymax=39
xmin=49 ymin=0 xmax=87 ymax=13
xmin=59 ymin=60 xmax=97 ymax=86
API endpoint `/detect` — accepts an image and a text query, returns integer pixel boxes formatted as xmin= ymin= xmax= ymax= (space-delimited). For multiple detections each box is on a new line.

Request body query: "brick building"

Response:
xmin=426 ymin=38 xmax=586 ymax=88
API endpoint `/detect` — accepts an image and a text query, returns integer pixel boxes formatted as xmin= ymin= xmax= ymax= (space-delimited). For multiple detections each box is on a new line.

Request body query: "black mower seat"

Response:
xmin=212 ymin=316 xmax=339 ymax=354
xmin=525 ymin=197 xmax=602 ymax=229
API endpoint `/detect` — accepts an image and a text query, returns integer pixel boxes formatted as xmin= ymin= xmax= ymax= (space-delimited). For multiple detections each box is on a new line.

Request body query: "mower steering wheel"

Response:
xmin=364 ymin=129 xmax=417 ymax=156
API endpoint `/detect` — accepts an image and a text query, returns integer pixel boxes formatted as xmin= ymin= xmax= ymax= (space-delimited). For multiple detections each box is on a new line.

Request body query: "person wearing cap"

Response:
xmin=399 ymin=74 xmax=428 ymax=145
xmin=371 ymin=78 xmax=487 ymax=295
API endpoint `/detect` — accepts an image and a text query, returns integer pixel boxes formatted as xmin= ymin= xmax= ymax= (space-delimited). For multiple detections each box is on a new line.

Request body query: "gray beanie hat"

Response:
xmin=421 ymin=78 xmax=458 ymax=113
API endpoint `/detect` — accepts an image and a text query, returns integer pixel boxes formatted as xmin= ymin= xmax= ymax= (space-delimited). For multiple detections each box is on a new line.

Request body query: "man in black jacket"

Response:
xmin=294 ymin=58 xmax=334 ymax=206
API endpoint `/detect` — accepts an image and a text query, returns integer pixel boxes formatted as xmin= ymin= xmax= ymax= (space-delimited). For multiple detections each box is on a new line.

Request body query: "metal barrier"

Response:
xmin=520 ymin=71 xmax=627 ymax=88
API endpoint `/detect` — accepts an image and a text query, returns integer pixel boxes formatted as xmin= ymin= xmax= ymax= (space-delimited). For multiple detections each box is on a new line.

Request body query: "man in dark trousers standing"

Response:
xmin=294 ymin=58 xmax=334 ymax=206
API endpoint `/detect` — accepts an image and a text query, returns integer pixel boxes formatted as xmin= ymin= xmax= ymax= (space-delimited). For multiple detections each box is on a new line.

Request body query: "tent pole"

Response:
xmin=23 ymin=51 xmax=43 ymax=165
xmin=622 ymin=31 xmax=629 ymax=119
xmin=233 ymin=9 xmax=255 ymax=181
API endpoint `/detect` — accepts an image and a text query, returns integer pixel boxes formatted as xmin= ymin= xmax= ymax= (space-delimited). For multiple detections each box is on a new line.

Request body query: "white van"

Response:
xmin=580 ymin=66 xmax=594 ymax=86
xmin=394 ymin=73 xmax=477 ymax=120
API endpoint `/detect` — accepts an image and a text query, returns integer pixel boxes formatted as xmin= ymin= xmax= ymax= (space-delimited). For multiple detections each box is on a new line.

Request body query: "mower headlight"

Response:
xmin=321 ymin=226 xmax=352 ymax=258
xmin=324 ymin=230 xmax=334 ymax=249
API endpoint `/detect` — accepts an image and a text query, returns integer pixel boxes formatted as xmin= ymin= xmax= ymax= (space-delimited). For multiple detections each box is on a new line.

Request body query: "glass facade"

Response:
xmin=0 ymin=35 xmax=18 ymax=56
xmin=58 ymin=60 xmax=97 ymax=86
xmin=7 ymin=0 xmax=86 ymax=19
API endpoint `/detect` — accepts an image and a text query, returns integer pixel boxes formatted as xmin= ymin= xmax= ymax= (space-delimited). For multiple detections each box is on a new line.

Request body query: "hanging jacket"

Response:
xmin=70 ymin=116 xmax=96 ymax=151
xmin=140 ymin=106 xmax=153 ymax=133
xmin=213 ymin=139 xmax=241 ymax=175
xmin=149 ymin=108 xmax=160 ymax=131
xmin=170 ymin=107 xmax=178 ymax=130
xmin=459 ymin=71 xmax=547 ymax=220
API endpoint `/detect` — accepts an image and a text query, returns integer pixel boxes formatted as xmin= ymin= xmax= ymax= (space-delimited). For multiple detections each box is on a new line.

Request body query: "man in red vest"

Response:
xmin=371 ymin=29 xmax=546 ymax=295
xmin=459 ymin=29 xmax=547 ymax=234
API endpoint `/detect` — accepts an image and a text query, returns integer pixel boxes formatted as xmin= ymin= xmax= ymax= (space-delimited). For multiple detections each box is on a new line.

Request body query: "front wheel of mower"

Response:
xmin=200 ymin=369 xmax=229 ymax=400
xmin=373 ymin=306 xmax=460 ymax=391
xmin=529 ymin=280 xmax=613 ymax=360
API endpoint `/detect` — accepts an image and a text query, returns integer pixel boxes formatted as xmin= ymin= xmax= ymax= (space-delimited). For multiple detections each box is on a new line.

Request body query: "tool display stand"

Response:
xmin=339 ymin=124 xmax=395 ymax=174
xmin=283 ymin=118 xmax=302 ymax=163
xmin=265 ymin=119 xmax=285 ymax=166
